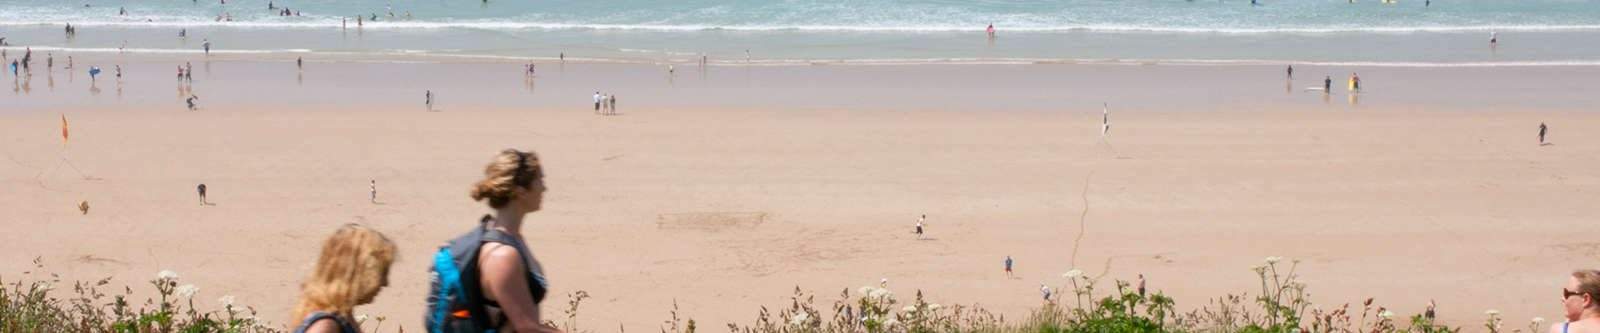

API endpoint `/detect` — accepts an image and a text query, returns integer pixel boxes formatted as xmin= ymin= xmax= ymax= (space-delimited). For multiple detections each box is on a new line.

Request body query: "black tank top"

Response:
xmin=479 ymin=229 xmax=548 ymax=324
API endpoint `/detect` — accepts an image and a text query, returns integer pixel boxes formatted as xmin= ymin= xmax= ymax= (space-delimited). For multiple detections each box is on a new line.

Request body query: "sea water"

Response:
xmin=2 ymin=0 xmax=1598 ymax=65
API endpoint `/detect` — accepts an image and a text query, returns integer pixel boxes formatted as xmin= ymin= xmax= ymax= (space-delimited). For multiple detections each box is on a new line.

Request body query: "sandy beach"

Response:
xmin=3 ymin=59 xmax=1599 ymax=331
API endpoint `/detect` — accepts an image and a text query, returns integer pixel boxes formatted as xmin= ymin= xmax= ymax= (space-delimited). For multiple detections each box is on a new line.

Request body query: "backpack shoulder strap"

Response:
xmin=293 ymin=312 xmax=358 ymax=333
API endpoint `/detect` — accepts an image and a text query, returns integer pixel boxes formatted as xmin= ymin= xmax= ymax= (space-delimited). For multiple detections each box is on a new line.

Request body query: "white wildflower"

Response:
xmin=869 ymin=288 xmax=892 ymax=299
xmin=175 ymin=284 xmax=199 ymax=298
xmin=1378 ymin=310 xmax=1394 ymax=319
xmin=1265 ymin=256 xmax=1283 ymax=264
xmin=903 ymin=306 xmax=917 ymax=313
xmin=880 ymin=278 xmax=889 ymax=287
xmin=356 ymin=314 xmax=370 ymax=322
xmin=1063 ymin=269 xmax=1084 ymax=279
xmin=1485 ymin=309 xmax=1500 ymax=316
xmin=858 ymin=286 xmax=875 ymax=296
xmin=218 ymin=295 xmax=235 ymax=306
xmin=1533 ymin=317 xmax=1546 ymax=325
xmin=157 ymin=270 xmax=179 ymax=280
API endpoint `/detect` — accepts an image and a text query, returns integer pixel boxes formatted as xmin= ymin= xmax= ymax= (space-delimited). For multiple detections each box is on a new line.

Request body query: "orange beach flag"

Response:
xmin=61 ymin=114 xmax=69 ymax=144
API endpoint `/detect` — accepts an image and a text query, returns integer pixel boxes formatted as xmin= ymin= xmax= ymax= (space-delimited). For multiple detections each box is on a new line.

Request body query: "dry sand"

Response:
xmin=3 ymin=61 xmax=1599 ymax=331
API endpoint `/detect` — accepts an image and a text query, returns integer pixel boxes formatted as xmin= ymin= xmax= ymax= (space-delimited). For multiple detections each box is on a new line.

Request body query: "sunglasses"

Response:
xmin=1564 ymin=289 xmax=1586 ymax=300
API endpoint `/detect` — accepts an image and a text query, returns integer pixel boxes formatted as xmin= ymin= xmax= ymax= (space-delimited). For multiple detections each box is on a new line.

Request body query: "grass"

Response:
xmin=3 ymin=257 xmax=1544 ymax=333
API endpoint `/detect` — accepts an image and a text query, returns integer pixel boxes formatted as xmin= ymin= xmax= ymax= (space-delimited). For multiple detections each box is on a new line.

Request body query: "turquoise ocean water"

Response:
xmin=2 ymin=0 xmax=1599 ymax=65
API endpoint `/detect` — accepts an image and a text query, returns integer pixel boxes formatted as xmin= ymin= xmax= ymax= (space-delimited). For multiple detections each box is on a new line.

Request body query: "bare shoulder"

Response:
xmin=479 ymin=243 xmax=525 ymax=271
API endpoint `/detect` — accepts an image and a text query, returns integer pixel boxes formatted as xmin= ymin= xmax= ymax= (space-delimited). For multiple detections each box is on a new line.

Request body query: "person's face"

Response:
xmin=1564 ymin=277 xmax=1590 ymax=321
xmin=519 ymin=176 xmax=545 ymax=212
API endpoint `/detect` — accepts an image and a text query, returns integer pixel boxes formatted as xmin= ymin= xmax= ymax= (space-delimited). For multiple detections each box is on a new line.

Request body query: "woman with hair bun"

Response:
xmin=435 ymin=149 xmax=560 ymax=333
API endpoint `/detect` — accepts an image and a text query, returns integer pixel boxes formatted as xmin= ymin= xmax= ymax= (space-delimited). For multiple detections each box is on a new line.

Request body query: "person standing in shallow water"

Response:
xmin=463 ymin=149 xmax=564 ymax=333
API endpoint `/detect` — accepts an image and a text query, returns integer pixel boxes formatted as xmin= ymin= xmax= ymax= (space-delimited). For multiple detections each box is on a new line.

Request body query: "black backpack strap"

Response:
xmin=458 ymin=224 xmax=498 ymax=330
xmin=293 ymin=312 xmax=358 ymax=333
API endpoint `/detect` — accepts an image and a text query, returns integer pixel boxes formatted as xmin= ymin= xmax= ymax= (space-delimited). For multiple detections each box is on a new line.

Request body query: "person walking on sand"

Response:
xmin=290 ymin=224 xmax=397 ymax=333
xmin=593 ymin=91 xmax=602 ymax=114
xmin=177 ymin=65 xmax=184 ymax=81
xmin=1137 ymin=274 xmax=1146 ymax=297
xmin=1004 ymin=256 xmax=1014 ymax=278
xmin=185 ymin=62 xmax=193 ymax=81
xmin=1286 ymin=65 xmax=1293 ymax=80
xmin=1324 ymin=76 xmax=1332 ymax=92
xmin=202 ymin=39 xmax=212 ymax=55
xmin=425 ymin=90 xmax=433 ymax=109
xmin=427 ymin=149 xmax=563 ymax=333
xmin=369 ymin=180 xmax=377 ymax=203
xmin=297 ymin=57 xmax=303 ymax=71
xmin=197 ymin=183 xmax=208 ymax=205
xmin=608 ymin=94 xmax=617 ymax=115
xmin=1101 ymin=103 xmax=1111 ymax=138
xmin=1540 ymin=122 xmax=1548 ymax=145
xmin=1550 ymin=270 xmax=1600 ymax=333
xmin=914 ymin=214 xmax=925 ymax=239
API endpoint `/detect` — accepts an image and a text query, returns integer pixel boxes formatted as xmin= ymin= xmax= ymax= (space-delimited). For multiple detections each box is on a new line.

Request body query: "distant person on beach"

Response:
xmin=608 ymin=94 xmax=617 ymax=115
xmin=185 ymin=62 xmax=193 ymax=81
xmin=202 ymin=39 xmax=212 ymax=55
xmin=1540 ymin=122 xmax=1548 ymax=145
xmin=1004 ymin=256 xmax=1014 ymax=278
xmin=1353 ymin=72 xmax=1361 ymax=91
xmin=197 ymin=184 xmax=208 ymax=205
xmin=114 ymin=65 xmax=122 ymax=79
xmin=46 ymin=53 xmax=52 ymax=71
xmin=290 ymin=224 xmax=397 ymax=333
xmin=986 ymin=23 xmax=995 ymax=39
xmin=914 ymin=214 xmax=925 ymax=239
xmin=66 ymin=56 xmax=73 ymax=70
xmin=369 ymin=180 xmax=377 ymax=203
xmin=88 ymin=66 xmax=100 ymax=82
xmin=1102 ymin=103 xmax=1111 ymax=138
xmin=1552 ymin=270 xmax=1600 ymax=333
xmin=186 ymin=95 xmax=199 ymax=111
xmin=180 ymin=29 xmax=187 ymax=38
xmin=1137 ymin=274 xmax=1146 ymax=297
xmin=1490 ymin=32 xmax=1498 ymax=46
xmin=1324 ymin=76 xmax=1332 ymax=92
xmin=593 ymin=91 xmax=602 ymax=113
xmin=178 ymin=65 xmax=184 ymax=80
xmin=438 ymin=149 xmax=559 ymax=333
xmin=297 ymin=57 xmax=303 ymax=71
xmin=1040 ymin=284 xmax=1052 ymax=302
xmin=1286 ymin=65 xmax=1293 ymax=79
xmin=425 ymin=90 xmax=433 ymax=109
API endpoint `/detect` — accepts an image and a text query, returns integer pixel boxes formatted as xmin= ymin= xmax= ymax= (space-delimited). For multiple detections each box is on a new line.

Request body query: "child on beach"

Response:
xmin=1004 ymin=256 xmax=1014 ymax=278
xmin=915 ymin=215 xmax=925 ymax=239
xmin=290 ymin=224 xmax=398 ymax=333
xmin=197 ymin=183 xmax=207 ymax=205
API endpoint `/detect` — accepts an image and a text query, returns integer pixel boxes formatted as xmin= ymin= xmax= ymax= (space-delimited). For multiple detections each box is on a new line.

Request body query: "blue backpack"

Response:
xmin=425 ymin=217 xmax=547 ymax=333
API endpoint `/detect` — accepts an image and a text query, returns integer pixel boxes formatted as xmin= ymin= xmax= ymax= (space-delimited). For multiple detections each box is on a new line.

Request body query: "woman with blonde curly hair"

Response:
xmin=291 ymin=224 xmax=398 ymax=333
